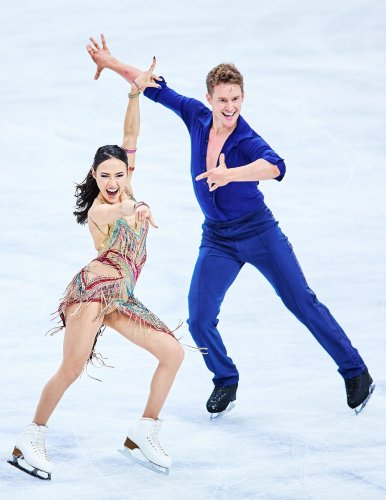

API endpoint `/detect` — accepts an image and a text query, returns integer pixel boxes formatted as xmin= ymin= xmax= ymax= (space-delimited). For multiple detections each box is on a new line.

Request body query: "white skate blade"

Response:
xmin=209 ymin=401 xmax=236 ymax=421
xmin=354 ymin=383 xmax=375 ymax=415
xmin=118 ymin=447 xmax=169 ymax=475
xmin=8 ymin=455 xmax=51 ymax=481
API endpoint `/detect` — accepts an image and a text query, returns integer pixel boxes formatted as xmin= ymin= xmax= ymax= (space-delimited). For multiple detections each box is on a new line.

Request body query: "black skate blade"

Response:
xmin=209 ymin=401 xmax=236 ymax=421
xmin=118 ymin=447 xmax=169 ymax=475
xmin=354 ymin=383 xmax=375 ymax=415
xmin=7 ymin=456 xmax=51 ymax=480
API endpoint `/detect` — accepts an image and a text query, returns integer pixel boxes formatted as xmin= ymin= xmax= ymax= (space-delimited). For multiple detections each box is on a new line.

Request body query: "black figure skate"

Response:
xmin=345 ymin=368 xmax=375 ymax=414
xmin=206 ymin=383 xmax=238 ymax=420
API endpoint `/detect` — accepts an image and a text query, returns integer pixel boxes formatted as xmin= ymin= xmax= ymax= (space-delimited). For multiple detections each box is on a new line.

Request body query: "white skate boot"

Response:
xmin=8 ymin=423 xmax=53 ymax=480
xmin=119 ymin=417 xmax=171 ymax=475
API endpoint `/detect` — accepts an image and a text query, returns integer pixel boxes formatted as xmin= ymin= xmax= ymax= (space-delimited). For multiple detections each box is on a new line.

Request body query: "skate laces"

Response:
xmin=148 ymin=421 xmax=167 ymax=456
xmin=38 ymin=433 xmax=49 ymax=460
xmin=344 ymin=370 xmax=372 ymax=408
xmin=345 ymin=371 xmax=369 ymax=396
xmin=211 ymin=386 xmax=228 ymax=402
xmin=28 ymin=428 xmax=49 ymax=460
xmin=345 ymin=377 xmax=358 ymax=397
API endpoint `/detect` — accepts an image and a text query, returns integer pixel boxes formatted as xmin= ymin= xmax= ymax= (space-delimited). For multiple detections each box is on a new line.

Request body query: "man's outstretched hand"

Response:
xmin=195 ymin=154 xmax=231 ymax=191
xmin=86 ymin=33 xmax=113 ymax=80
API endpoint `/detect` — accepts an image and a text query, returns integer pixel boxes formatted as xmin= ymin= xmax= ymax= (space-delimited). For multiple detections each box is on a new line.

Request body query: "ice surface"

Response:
xmin=1 ymin=0 xmax=386 ymax=498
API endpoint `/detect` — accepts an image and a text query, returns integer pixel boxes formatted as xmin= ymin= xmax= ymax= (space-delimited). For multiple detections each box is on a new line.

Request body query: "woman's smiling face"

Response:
xmin=93 ymin=157 xmax=128 ymax=203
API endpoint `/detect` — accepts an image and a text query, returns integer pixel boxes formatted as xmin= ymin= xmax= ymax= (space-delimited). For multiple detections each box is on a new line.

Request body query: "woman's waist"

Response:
xmin=96 ymin=248 xmax=146 ymax=265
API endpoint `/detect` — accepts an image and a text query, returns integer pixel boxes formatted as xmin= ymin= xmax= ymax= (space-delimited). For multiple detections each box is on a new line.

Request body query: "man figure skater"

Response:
xmin=87 ymin=34 xmax=374 ymax=417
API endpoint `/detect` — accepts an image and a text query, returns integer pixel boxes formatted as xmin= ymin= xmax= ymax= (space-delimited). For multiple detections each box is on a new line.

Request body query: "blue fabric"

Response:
xmin=187 ymin=211 xmax=366 ymax=385
xmin=145 ymin=79 xmax=285 ymax=222
xmin=145 ymin=78 xmax=367 ymax=385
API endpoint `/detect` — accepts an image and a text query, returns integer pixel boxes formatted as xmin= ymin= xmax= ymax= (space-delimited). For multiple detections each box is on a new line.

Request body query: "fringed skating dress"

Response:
xmin=53 ymin=214 xmax=175 ymax=362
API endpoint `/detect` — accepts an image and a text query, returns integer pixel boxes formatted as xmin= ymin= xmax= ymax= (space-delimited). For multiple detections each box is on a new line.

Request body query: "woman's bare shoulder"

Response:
xmin=87 ymin=199 xmax=109 ymax=240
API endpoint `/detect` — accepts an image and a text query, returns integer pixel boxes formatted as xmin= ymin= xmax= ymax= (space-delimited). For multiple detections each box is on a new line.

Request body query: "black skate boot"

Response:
xmin=345 ymin=368 xmax=375 ymax=414
xmin=206 ymin=383 xmax=238 ymax=420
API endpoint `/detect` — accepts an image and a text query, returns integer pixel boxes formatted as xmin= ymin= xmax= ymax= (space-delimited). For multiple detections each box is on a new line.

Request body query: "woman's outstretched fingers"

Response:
xmin=149 ymin=56 xmax=156 ymax=72
xmin=148 ymin=57 xmax=162 ymax=88
xmin=148 ymin=212 xmax=158 ymax=228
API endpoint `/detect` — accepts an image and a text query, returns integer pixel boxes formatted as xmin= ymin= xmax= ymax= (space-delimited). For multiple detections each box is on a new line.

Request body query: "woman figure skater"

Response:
xmin=8 ymin=59 xmax=184 ymax=479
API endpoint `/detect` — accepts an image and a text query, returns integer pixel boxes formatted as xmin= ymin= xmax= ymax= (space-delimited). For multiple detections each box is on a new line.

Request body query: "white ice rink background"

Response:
xmin=1 ymin=0 xmax=386 ymax=498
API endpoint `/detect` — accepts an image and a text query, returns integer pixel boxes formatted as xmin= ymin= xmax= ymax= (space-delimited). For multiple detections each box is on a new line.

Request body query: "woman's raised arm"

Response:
xmin=122 ymin=58 xmax=161 ymax=170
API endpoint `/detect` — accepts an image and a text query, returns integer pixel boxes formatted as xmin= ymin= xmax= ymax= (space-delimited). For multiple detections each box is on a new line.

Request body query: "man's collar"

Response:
xmin=198 ymin=112 xmax=253 ymax=146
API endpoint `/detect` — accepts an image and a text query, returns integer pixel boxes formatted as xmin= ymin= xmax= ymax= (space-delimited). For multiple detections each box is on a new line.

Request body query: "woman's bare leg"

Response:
xmin=104 ymin=311 xmax=184 ymax=419
xmin=33 ymin=303 xmax=104 ymax=426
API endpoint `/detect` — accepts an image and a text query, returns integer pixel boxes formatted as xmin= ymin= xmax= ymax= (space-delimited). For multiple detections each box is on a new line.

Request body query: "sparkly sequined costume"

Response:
xmin=53 ymin=215 xmax=174 ymax=361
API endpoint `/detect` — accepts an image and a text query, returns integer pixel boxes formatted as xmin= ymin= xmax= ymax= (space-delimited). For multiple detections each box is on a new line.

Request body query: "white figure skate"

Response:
xmin=8 ymin=423 xmax=53 ymax=480
xmin=119 ymin=417 xmax=171 ymax=475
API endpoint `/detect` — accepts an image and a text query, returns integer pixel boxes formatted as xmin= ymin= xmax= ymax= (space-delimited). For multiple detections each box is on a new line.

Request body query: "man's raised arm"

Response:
xmin=87 ymin=34 xmax=206 ymax=132
xmin=86 ymin=34 xmax=160 ymax=88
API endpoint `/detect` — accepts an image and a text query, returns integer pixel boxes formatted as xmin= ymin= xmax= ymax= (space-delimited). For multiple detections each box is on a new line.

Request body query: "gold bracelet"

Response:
xmin=128 ymin=90 xmax=141 ymax=99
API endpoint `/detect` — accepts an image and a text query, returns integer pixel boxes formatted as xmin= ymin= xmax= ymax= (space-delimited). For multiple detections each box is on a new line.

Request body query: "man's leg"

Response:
xmin=240 ymin=225 xmax=366 ymax=379
xmin=188 ymin=245 xmax=243 ymax=386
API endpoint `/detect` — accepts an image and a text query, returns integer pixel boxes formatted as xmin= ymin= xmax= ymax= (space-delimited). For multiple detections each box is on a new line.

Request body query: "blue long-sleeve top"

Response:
xmin=144 ymin=78 xmax=286 ymax=222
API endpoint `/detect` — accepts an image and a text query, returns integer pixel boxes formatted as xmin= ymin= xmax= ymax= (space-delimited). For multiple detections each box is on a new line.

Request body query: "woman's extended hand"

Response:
xmin=133 ymin=57 xmax=162 ymax=91
xmin=135 ymin=204 xmax=158 ymax=228
xmin=86 ymin=33 xmax=114 ymax=80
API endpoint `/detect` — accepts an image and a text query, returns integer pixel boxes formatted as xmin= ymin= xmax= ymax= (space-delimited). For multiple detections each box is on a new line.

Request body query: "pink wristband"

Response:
xmin=123 ymin=147 xmax=137 ymax=154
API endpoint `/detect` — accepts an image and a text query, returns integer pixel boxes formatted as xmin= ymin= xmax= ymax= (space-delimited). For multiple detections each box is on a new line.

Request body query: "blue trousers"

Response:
xmin=187 ymin=208 xmax=366 ymax=386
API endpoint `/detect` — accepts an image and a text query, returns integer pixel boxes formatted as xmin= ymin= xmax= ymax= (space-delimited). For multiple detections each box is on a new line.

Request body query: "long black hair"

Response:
xmin=73 ymin=145 xmax=128 ymax=224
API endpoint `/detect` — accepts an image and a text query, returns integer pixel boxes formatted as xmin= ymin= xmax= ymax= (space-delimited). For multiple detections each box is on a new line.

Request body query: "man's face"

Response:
xmin=206 ymin=83 xmax=244 ymax=130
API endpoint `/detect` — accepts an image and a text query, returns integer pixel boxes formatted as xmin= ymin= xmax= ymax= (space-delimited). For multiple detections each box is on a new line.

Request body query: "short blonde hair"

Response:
xmin=206 ymin=63 xmax=244 ymax=96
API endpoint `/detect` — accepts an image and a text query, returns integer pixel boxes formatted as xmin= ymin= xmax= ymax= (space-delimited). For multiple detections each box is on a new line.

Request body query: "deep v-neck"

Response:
xmin=205 ymin=128 xmax=234 ymax=171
